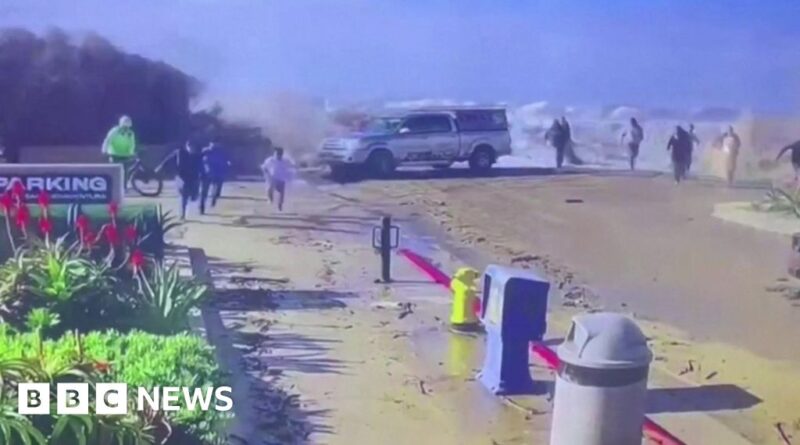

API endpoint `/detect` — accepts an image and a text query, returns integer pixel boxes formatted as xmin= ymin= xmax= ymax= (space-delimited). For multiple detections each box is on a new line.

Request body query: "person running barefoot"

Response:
xmin=261 ymin=147 xmax=295 ymax=212
xmin=715 ymin=125 xmax=741 ymax=187
xmin=620 ymin=117 xmax=644 ymax=171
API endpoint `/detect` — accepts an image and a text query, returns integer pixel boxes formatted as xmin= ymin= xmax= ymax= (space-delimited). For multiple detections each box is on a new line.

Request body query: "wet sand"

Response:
xmin=324 ymin=168 xmax=800 ymax=443
xmin=141 ymin=169 xmax=800 ymax=444
xmin=148 ymin=181 xmax=545 ymax=444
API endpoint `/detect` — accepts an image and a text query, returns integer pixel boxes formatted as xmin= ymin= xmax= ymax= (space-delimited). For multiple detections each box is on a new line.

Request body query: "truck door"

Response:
xmin=393 ymin=114 xmax=459 ymax=164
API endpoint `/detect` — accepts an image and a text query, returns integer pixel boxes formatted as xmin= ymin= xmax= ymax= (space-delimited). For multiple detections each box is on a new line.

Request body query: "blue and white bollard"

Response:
xmin=478 ymin=265 xmax=549 ymax=395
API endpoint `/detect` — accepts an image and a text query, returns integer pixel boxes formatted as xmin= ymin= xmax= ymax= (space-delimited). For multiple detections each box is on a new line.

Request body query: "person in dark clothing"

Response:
xmin=200 ymin=142 xmax=230 ymax=214
xmin=545 ymin=119 xmax=567 ymax=169
xmin=776 ymin=139 xmax=800 ymax=184
xmin=560 ymin=116 xmax=584 ymax=165
xmin=168 ymin=142 xmax=203 ymax=219
xmin=560 ymin=116 xmax=571 ymax=140
xmin=667 ymin=126 xmax=692 ymax=183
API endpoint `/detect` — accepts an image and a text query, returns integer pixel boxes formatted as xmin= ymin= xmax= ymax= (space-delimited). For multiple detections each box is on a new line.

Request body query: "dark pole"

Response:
xmin=381 ymin=216 xmax=391 ymax=282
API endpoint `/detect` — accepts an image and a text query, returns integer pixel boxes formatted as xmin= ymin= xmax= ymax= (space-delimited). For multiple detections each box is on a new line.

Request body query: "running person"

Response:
xmin=545 ymin=119 xmax=567 ymax=169
xmin=261 ymin=147 xmax=295 ymax=212
xmin=776 ymin=139 xmax=800 ymax=184
xmin=667 ymin=126 xmax=692 ymax=184
xmin=715 ymin=126 xmax=741 ymax=186
xmin=200 ymin=141 xmax=230 ymax=214
xmin=620 ymin=117 xmax=644 ymax=171
xmin=164 ymin=142 xmax=203 ymax=220
xmin=560 ymin=116 xmax=584 ymax=165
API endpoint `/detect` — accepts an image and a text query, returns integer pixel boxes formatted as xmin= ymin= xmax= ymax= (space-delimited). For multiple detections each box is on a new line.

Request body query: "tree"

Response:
xmin=0 ymin=28 xmax=199 ymax=149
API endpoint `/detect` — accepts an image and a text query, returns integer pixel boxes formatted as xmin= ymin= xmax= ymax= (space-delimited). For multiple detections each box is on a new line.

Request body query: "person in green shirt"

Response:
xmin=102 ymin=115 xmax=136 ymax=186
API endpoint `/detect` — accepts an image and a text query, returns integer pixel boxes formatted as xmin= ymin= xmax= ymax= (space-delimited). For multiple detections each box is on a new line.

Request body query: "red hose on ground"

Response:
xmin=398 ymin=248 xmax=687 ymax=445
xmin=398 ymin=248 xmax=452 ymax=287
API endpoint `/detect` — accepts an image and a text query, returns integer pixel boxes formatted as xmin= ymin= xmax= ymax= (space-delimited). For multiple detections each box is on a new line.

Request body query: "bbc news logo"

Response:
xmin=18 ymin=383 xmax=233 ymax=415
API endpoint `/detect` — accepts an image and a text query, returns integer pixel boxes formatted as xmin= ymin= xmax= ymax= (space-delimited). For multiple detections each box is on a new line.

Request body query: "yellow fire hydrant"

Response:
xmin=450 ymin=267 xmax=481 ymax=332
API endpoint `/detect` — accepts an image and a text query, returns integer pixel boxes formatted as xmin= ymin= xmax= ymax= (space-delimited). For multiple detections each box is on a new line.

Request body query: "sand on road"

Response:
xmin=324 ymin=169 xmax=800 ymax=443
xmin=148 ymin=180 xmax=545 ymax=445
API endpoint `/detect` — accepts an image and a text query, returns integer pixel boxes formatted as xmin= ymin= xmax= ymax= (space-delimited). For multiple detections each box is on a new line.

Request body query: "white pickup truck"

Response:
xmin=319 ymin=108 xmax=512 ymax=177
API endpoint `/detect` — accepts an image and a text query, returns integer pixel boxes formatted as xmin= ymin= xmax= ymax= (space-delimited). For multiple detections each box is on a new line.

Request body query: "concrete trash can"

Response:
xmin=550 ymin=312 xmax=653 ymax=445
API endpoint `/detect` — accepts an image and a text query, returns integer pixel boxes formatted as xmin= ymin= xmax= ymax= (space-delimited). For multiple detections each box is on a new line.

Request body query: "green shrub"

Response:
xmin=0 ymin=240 xmax=130 ymax=334
xmin=0 ymin=240 xmax=203 ymax=336
xmin=0 ymin=328 xmax=230 ymax=445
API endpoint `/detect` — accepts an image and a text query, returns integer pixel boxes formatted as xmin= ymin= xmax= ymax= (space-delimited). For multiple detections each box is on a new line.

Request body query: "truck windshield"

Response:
xmin=363 ymin=118 xmax=401 ymax=134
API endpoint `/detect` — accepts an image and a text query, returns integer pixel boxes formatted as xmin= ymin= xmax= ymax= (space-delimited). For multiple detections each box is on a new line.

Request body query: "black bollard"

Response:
xmin=380 ymin=216 xmax=392 ymax=282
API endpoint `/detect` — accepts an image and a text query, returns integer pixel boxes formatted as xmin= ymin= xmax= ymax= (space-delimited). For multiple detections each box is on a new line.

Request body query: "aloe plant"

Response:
xmin=752 ymin=186 xmax=800 ymax=217
xmin=24 ymin=238 xmax=112 ymax=304
xmin=135 ymin=262 xmax=208 ymax=334
xmin=0 ymin=401 xmax=47 ymax=445
xmin=0 ymin=329 xmax=227 ymax=445
xmin=0 ymin=334 xmax=160 ymax=445
xmin=26 ymin=308 xmax=60 ymax=365
xmin=0 ymin=248 xmax=32 ymax=322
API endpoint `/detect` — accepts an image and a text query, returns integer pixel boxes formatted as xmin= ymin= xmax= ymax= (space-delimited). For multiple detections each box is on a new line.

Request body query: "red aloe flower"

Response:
xmin=82 ymin=229 xmax=96 ymax=248
xmin=124 ymin=225 xmax=138 ymax=244
xmin=0 ymin=193 xmax=13 ymax=214
xmin=9 ymin=180 xmax=25 ymax=202
xmin=14 ymin=205 xmax=30 ymax=229
xmin=103 ymin=224 xmax=120 ymax=246
xmin=93 ymin=361 xmax=112 ymax=374
xmin=130 ymin=249 xmax=145 ymax=272
xmin=76 ymin=214 xmax=90 ymax=234
xmin=36 ymin=190 xmax=51 ymax=209
xmin=38 ymin=217 xmax=53 ymax=236
xmin=108 ymin=202 xmax=119 ymax=224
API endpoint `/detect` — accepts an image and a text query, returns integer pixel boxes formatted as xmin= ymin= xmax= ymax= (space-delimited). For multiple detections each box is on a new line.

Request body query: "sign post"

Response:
xmin=0 ymin=164 xmax=124 ymax=204
xmin=372 ymin=216 xmax=400 ymax=283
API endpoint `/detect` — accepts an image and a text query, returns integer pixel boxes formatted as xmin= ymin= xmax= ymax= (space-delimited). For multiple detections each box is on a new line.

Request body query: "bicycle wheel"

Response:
xmin=130 ymin=166 xmax=164 ymax=197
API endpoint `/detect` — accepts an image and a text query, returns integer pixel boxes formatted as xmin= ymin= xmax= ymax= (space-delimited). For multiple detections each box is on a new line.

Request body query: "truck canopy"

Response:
xmin=409 ymin=108 xmax=508 ymax=132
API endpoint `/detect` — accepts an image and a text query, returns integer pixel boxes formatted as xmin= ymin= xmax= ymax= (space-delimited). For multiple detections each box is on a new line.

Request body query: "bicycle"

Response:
xmin=126 ymin=155 xmax=169 ymax=197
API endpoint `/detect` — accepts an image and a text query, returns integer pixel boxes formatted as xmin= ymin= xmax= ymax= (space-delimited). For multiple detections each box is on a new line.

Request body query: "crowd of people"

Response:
xmin=543 ymin=115 xmax=757 ymax=186
xmin=100 ymin=113 xmax=800 ymax=215
xmin=102 ymin=115 xmax=294 ymax=219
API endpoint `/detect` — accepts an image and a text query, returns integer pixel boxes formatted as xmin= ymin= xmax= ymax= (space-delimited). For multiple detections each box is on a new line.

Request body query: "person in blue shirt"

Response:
xmin=200 ymin=141 xmax=231 ymax=214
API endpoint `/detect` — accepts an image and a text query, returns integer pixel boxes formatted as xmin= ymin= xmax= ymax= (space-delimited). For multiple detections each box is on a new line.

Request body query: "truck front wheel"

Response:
xmin=367 ymin=150 xmax=396 ymax=178
xmin=469 ymin=146 xmax=495 ymax=173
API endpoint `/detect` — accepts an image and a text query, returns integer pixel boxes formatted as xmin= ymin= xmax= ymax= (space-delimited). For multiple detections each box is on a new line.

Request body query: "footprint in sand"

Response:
xmin=272 ymin=235 xmax=293 ymax=245
xmin=317 ymin=260 xmax=336 ymax=285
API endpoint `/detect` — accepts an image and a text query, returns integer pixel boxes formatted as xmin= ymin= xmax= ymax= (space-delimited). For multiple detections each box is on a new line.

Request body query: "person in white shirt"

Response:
xmin=620 ymin=117 xmax=644 ymax=171
xmin=713 ymin=126 xmax=741 ymax=186
xmin=261 ymin=147 xmax=294 ymax=211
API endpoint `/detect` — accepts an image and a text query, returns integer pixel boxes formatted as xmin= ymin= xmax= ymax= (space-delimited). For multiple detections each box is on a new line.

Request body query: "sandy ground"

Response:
xmin=138 ymin=166 xmax=800 ymax=444
xmin=146 ymin=180 xmax=549 ymax=445
xmin=316 ymin=167 xmax=800 ymax=444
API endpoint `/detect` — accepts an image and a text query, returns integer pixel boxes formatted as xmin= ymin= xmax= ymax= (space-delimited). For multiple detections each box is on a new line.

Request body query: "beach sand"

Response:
xmin=144 ymin=167 xmax=800 ymax=444
xmin=325 ymin=168 xmax=800 ymax=443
